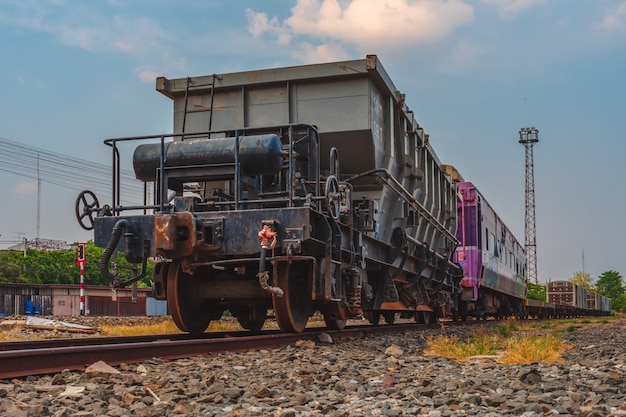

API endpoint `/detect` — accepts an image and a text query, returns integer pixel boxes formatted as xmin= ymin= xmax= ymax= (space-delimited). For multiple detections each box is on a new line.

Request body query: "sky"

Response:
xmin=0 ymin=0 xmax=625 ymax=283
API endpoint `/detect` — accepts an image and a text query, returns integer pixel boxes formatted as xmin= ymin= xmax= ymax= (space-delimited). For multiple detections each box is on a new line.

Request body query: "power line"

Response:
xmin=0 ymin=136 xmax=147 ymax=206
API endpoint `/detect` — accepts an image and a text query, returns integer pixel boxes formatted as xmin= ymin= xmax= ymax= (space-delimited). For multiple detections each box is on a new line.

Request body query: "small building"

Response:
xmin=0 ymin=283 xmax=165 ymax=317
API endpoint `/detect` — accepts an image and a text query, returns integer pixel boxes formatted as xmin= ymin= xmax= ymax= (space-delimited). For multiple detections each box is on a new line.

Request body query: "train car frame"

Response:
xmin=76 ymin=55 xmax=463 ymax=334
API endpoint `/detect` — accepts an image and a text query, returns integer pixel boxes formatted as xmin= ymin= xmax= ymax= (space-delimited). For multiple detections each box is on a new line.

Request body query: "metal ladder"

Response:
xmin=181 ymin=74 xmax=220 ymax=139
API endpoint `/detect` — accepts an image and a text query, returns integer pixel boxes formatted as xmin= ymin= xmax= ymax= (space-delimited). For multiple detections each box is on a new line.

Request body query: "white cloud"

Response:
xmin=1 ymin=2 xmax=178 ymax=83
xmin=482 ymin=0 xmax=546 ymax=19
xmin=247 ymin=0 xmax=474 ymax=59
xmin=51 ymin=16 xmax=167 ymax=57
xmin=135 ymin=69 xmax=161 ymax=84
xmin=595 ymin=2 xmax=626 ymax=33
xmin=438 ymin=39 xmax=488 ymax=75
xmin=292 ymin=42 xmax=350 ymax=63
xmin=246 ymin=9 xmax=292 ymax=46
xmin=2 ymin=3 xmax=168 ymax=57
xmin=13 ymin=182 xmax=38 ymax=196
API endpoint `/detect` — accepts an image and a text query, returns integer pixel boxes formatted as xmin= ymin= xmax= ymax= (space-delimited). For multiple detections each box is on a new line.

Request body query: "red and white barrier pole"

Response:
xmin=79 ymin=264 xmax=85 ymax=316
xmin=77 ymin=242 xmax=86 ymax=316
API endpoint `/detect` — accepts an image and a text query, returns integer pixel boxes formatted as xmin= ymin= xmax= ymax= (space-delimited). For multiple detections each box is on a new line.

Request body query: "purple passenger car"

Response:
xmin=453 ymin=182 xmax=527 ymax=319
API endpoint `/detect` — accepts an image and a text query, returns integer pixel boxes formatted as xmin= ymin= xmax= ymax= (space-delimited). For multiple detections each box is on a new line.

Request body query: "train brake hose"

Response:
xmin=98 ymin=219 xmax=129 ymax=287
xmin=257 ymin=225 xmax=283 ymax=297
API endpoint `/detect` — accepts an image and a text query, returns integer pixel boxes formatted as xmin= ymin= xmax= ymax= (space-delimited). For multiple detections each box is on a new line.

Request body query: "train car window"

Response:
xmin=485 ymin=228 xmax=489 ymax=251
xmin=490 ymin=233 xmax=497 ymax=256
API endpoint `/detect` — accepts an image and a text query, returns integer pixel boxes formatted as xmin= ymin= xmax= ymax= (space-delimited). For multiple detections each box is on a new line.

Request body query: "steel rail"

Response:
xmin=0 ymin=323 xmax=431 ymax=379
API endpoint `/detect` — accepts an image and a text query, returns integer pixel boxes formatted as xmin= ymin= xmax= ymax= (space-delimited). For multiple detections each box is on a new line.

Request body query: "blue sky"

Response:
xmin=0 ymin=0 xmax=624 ymax=283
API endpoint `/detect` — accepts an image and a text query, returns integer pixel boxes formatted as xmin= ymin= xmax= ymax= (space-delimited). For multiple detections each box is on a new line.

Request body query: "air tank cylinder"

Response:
xmin=133 ymin=134 xmax=284 ymax=182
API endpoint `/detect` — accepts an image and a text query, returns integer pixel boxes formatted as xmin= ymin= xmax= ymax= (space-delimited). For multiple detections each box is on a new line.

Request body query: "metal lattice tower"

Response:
xmin=519 ymin=127 xmax=539 ymax=284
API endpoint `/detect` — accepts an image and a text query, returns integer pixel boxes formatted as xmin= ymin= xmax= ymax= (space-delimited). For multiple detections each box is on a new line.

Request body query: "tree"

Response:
xmin=596 ymin=270 xmax=625 ymax=312
xmin=569 ymin=271 xmax=595 ymax=291
xmin=0 ymin=251 xmax=24 ymax=283
xmin=595 ymin=270 xmax=625 ymax=299
xmin=527 ymin=282 xmax=546 ymax=301
xmin=613 ymin=294 xmax=626 ymax=313
xmin=0 ymin=240 xmax=153 ymax=287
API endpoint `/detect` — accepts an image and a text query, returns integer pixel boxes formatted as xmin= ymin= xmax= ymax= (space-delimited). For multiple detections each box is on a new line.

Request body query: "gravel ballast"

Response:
xmin=0 ymin=318 xmax=624 ymax=417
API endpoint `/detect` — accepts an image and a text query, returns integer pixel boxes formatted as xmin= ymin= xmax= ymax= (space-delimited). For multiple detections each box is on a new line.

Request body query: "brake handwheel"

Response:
xmin=75 ymin=190 xmax=100 ymax=230
xmin=325 ymin=175 xmax=340 ymax=220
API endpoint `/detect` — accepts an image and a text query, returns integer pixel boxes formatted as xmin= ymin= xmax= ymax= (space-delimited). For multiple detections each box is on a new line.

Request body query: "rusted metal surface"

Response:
xmin=154 ymin=212 xmax=196 ymax=258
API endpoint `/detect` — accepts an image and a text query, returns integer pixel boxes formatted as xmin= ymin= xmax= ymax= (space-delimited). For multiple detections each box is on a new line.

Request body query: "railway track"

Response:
xmin=0 ymin=322 xmax=436 ymax=379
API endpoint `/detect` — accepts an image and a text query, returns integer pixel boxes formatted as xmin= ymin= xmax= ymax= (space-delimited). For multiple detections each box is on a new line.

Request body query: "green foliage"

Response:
xmin=596 ymin=270 xmax=624 ymax=296
xmin=612 ymin=294 xmax=626 ymax=313
xmin=495 ymin=321 xmax=519 ymax=338
xmin=593 ymin=270 xmax=626 ymax=313
xmin=527 ymin=282 xmax=546 ymax=301
xmin=0 ymin=240 xmax=154 ymax=287
xmin=569 ymin=271 xmax=595 ymax=291
xmin=0 ymin=251 xmax=23 ymax=283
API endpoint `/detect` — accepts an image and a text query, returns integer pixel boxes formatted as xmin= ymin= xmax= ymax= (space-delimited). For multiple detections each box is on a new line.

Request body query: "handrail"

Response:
xmin=346 ymin=168 xmax=458 ymax=244
xmin=102 ymin=124 xmax=321 ymax=216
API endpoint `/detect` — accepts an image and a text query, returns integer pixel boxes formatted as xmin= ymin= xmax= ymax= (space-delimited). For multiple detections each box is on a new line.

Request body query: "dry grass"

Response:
xmin=498 ymin=334 xmax=569 ymax=364
xmin=425 ymin=321 xmax=574 ymax=364
xmin=100 ymin=320 xmax=184 ymax=336
xmin=0 ymin=330 xmax=29 ymax=341
xmin=99 ymin=318 xmax=247 ymax=336
xmin=424 ymin=329 xmax=501 ymax=360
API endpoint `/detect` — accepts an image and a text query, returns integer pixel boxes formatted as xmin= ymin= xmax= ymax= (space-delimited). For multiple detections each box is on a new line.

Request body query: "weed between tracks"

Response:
xmin=99 ymin=318 xmax=247 ymax=336
xmin=422 ymin=318 xmax=604 ymax=364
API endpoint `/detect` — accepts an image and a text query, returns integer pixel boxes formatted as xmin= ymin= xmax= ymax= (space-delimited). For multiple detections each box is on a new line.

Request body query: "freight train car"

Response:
xmin=548 ymin=281 xmax=611 ymax=317
xmin=547 ymin=280 xmax=587 ymax=316
xmin=76 ymin=55 xmax=463 ymax=333
xmin=449 ymin=178 xmax=529 ymax=319
xmin=586 ymin=291 xmax=612 ymax=315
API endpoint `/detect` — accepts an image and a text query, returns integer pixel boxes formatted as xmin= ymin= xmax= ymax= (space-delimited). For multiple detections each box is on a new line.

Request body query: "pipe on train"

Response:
xmin=133 ymin=134 xmax=284 ymax=182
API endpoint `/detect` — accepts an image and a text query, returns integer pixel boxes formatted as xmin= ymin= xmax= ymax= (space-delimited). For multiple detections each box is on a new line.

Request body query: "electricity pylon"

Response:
xmin=519 ymin=127 xmax=539 ymax=284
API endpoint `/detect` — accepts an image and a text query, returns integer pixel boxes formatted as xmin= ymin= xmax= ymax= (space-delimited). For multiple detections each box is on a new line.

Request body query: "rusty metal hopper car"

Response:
xmin=76 ymin=55 xmax=463 ymax=334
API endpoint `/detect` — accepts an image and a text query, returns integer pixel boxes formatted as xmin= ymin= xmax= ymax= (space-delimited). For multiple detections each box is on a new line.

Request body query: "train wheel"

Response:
xmin=422 ymin=311 xmax=437 ymax=324
xmin=272 ymin=261 xmax=312 ymax=333
xmin=234 ymin=307 xmax=267 ymax=333
xmin=167 ymin=261 xmax=214 ymax=335
xmin=323 ymin=313 xmax=347 ymax=330
xmin=366 ymin=311 xmax=381 ymax=326
xmin=383 ymin=312 xmax=396 ymax=325
xmin=414 ymin=311 xmax=425 ymax=324
xmin=451 ymin=310 xmax=461 ymax=322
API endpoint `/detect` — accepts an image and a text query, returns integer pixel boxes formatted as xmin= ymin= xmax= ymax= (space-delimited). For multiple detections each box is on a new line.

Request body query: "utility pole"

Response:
xmin=519 ymin=127 xmax=539 ymax=284
xmin=37 ymin=152 xmax=41 ymax=249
